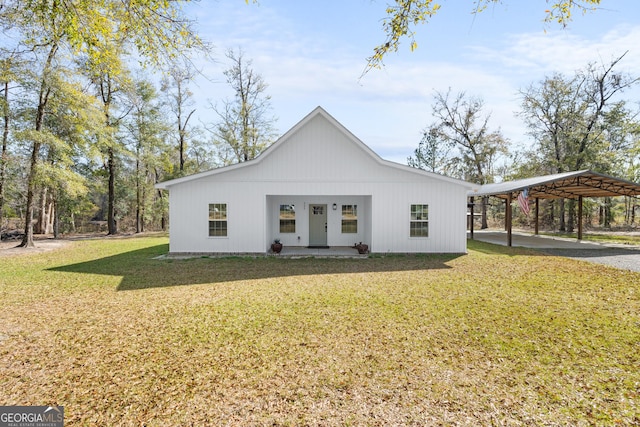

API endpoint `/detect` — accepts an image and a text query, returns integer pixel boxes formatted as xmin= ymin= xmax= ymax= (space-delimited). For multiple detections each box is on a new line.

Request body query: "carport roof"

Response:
xmin=469 ymin=170 xmax=640 ymax=200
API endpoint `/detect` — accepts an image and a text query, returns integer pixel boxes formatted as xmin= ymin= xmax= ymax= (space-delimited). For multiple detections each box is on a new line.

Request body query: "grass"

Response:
xmin=1 ymin=235 xmax=639 ymax=426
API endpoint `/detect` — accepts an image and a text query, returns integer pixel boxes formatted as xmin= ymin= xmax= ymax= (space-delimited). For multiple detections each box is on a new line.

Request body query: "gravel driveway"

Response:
xmin=471 ymin=231 xmax=640 ymax=273
xmin=538 ymin=247 xmax=640 ymax=273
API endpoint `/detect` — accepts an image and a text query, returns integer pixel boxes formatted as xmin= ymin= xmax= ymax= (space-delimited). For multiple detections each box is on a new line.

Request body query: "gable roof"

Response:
xmin=471 ymin=170 xmax=640 ymax=199
xmin=157 ymin=106 xmax=474 ymax=190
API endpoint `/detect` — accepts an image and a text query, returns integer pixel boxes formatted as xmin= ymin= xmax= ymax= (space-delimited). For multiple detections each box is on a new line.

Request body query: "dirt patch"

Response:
xmin=0 ymin=238 xmax=70 ymax=258
xmin=0 ymin=231 xmax=166 ymax=258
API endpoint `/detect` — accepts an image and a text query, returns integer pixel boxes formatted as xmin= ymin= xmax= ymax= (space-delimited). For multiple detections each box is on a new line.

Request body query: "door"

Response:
xmin=309 ymin=204 xmax=327 ymax=247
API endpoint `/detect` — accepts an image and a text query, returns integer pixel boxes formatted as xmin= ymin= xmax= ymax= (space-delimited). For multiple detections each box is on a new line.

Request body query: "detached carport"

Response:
xmin=469 ymin=170 xmax=640 ymax=247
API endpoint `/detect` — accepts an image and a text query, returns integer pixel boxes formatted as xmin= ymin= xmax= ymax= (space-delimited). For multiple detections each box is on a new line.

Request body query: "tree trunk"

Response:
xmin=135 ymin=155 xmax=141 ymax=233
xmin=21 ymin=142 xmax=39 ymax=247
xmin=155 ymin=168 xmax=167 ymax=231
xmin=558 ymin=199 xmax=566 ymax=232
xmin=0 ymin=81 xmax=9 ymax=235
xmin=604 ymin=197 xmax=612 ymax=228
xmin=46 ymin=197 xmax=54 ymax=234
xmin=135 ymin=205 xmax=141 ymax=233
xmin=35 ymin=187 xmax=47 ymax=234
xmin=179 ymin=131 xmax=185 ymax=172
xmin=141 ymin=173 xmax=146 ymax=233
xmin=53 ymin=197 xmax=59 ymax=238
xmin=107 ymin=147 xmax=117 ymax=235
xmin=567 ymin=199 xmax=575 ymax=233
xmin=598 ymin=204 xmax=604 ymax=226
xmin=158 ymin=188 xmax=167 ymax=231
xmin=20 ymin=43 xmax=58 ymax=248
xmin=481 ymin=196 xmax=489 ymax=229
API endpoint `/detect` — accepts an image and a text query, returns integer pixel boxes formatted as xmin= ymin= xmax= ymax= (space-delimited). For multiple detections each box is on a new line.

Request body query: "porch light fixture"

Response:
xmin=332 ymin=203 xmax=337 ymax=210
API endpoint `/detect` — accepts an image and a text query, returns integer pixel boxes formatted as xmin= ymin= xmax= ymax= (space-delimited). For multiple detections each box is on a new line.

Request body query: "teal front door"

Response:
xmin=309 ymin=204 xmax=327 ymax=247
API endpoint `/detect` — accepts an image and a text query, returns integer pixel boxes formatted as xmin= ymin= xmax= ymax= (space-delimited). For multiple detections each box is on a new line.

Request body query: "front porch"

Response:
xmin=266 ymin=195 xmax=372 ymax=251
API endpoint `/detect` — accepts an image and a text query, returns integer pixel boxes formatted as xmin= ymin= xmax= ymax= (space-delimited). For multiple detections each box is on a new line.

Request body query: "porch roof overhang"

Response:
xmin=469 ymin=170 xmax=640 ymax=200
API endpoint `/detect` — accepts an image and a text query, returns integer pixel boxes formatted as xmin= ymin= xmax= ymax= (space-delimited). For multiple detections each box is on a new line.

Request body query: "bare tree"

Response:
xmin=430 ymin=89 xmax=509 ymax=228
xmin=162 ymin=60 xmax=196 ymax=174
xmin=209 ymin=48 xmax=277 ymax=165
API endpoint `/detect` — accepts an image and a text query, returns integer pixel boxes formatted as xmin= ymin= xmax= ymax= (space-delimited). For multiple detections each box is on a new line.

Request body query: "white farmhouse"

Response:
xmin=156 ymin=107 xmax=473 ymax=255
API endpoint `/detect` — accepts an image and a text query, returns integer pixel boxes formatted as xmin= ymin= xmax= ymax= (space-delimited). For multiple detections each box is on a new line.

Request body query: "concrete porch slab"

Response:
xmin=277 ymin=246 xmax=367 ymax=258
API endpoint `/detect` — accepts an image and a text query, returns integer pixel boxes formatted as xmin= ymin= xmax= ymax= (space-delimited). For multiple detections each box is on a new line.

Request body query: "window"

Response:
xmin=410 ymin=204 xmax=429 ymax=237
xmin=208 ymin=203 xmax=227 ymax=237
xmin=279 ymin=204 xmax=295 ymax=233
xmin=341 ymin=204 xmax=358 ymax=233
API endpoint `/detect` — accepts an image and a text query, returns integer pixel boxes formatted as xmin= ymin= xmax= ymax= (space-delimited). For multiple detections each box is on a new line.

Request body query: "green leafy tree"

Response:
xmin=38 ymin=77 xmax=105 ymax=236
xmin=16 ymin=43 xmax=60 ymax=246
xmin=407 ymin=125 xmax=451 ymax=173
xmin=13 ymin=69 xmax=105 ymax=236
xmin=125 ymin=78 xmax=170 ymax=233
xmin=0 ymin=0 xmax=203 ymax=246
xmin=0 ymin=51 xmax=18 ymax=235
xmin=82 ymin=45 xmax=133 ymax=236
xmin=627 ymin=128 xmax=640 ymax=224
xmin=519 ymin=53 xmax=639 ymax=230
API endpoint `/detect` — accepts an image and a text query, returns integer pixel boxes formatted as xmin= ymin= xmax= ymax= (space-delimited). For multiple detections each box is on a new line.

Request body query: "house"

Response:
xmin=156 ymin=107 xmax=474 ymax=254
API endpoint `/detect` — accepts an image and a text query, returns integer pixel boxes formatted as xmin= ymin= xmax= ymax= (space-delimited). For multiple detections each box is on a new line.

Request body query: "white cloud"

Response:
xmin=470 ymin=24 xmax=640 ymax=78
xmin=186 ymin=3 xmax=640 ymax=165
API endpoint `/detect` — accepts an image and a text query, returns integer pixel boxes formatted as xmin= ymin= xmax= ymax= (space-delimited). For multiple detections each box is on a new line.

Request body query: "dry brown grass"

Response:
xmin=1 ymin=236 xmax=639 ymax=426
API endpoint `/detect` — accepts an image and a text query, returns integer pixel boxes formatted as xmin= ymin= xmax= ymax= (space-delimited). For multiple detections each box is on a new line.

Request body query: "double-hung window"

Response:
xmin=341 ymin=204 xmax=357 ymax=233
xmin=208 ymin=203 xmax=227 ymax=237
xmin=410 ymin=204 xmax=429 ymax=237
xmin=279 ymin=204 xmax=296 ymax=233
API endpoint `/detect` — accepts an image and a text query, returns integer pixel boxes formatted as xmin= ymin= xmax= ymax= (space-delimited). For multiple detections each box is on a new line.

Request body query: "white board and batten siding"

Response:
xmin=157 ymin=107 xmax=474 ymax=254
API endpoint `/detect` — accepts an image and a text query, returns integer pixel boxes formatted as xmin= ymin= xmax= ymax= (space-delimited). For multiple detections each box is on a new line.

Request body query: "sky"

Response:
xmin=182 ymin=0 xmax=640 ymax=164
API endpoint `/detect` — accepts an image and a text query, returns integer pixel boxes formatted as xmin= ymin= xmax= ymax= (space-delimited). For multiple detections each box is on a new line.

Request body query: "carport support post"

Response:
xmin=504 ymin=199 xmax=508 ymax=231
xmin=506 ymin=193 xmax=513 ymax=247
xmin=534 ymin=198 xmax=539 ymax=235
xmin=578 ymin=195 xmax=583 ymax=240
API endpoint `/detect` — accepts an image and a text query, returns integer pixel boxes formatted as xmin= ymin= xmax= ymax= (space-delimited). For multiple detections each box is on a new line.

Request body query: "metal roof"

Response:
xmin=469 ymin=170 xmax=640 ymax=199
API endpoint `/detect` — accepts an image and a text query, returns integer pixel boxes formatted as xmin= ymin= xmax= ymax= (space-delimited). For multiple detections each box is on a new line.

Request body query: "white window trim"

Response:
xmin=409 ymin=203 xmax=429 ymax=238
xmin=341 ymin=204 xmax=358 ymax=234
xmin=208 ymin=203 xmax=228 ymax=238
xmin=279 ymin=204 xmax=296 ymax=234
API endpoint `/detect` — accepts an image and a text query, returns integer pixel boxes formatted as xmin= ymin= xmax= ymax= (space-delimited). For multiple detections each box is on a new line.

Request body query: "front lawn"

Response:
xmin=1 ymin=236 xmax=638 ymax=425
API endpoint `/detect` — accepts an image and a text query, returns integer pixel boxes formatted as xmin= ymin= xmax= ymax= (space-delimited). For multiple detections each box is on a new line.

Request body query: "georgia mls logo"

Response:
xmin=0 ymin=406 xmax=64 ymax=427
